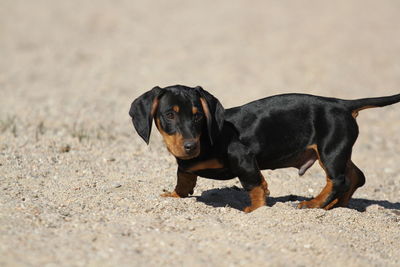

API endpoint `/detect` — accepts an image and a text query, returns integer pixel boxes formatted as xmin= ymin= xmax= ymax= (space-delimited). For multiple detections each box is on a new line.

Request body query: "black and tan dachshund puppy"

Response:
xmin=129 ymin=85 xmax=400 ymax=212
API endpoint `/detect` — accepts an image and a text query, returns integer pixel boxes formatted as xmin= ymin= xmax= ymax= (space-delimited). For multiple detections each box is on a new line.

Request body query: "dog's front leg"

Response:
xmin=242 ymin=174 xmax=269 ymax=213
xmin=228 ymin=141 xmax=269 ymax=213
xmin=161 ymin=169 xmax=198 ymax=198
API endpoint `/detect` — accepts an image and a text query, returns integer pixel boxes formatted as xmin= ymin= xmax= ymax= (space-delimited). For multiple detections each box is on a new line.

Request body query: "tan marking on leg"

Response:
xmin=192 ymin=106 xmax=198 ymax=114
xmin=161 ymin=171 xmax=197 ymax=198
xmin=298 ymin=144 xmax=338 ymax=209
xmin=160 ymin=191 xmax=180 ymax=198
xmin=298 ymin=178 xmax=335 ymax=209
xmin=243 ymin=174 xmax=269 ymax=213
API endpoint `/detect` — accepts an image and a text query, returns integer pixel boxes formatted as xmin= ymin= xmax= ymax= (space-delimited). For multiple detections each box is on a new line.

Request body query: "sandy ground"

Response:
xmin=1 ymin=0 xmax=400 ymax=266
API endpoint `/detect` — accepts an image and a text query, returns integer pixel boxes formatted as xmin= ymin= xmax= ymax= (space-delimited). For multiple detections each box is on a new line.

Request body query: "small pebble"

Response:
xmin=59 ymin=145 xmax=71 ymax=153
xmin=112 ymin=183 xmax=122 ymax=188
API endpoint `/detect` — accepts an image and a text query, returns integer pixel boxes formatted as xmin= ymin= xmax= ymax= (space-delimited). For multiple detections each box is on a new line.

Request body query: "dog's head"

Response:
xmin=129 ymin=85 xmax=224 ymax=160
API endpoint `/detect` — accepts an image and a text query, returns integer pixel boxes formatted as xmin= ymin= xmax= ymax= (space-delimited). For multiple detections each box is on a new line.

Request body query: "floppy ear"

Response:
xmin=195 ymin=86 xmax=225 ymax=145
xmin=129 ymin=86 xmax=163 ymax=144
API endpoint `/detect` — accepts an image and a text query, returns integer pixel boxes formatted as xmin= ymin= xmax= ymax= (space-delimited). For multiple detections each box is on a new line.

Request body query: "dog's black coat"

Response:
xmin=130 ymin=85 xmax=400 ymax=210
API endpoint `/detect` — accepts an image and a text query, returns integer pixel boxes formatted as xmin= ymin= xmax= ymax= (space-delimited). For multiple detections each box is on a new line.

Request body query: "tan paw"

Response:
xmin=298 ymin=198 xmax=340 ymax=210
xmin=160 ymin=191 xmax=180 ymax=198
xmin=297 ymin=200 xmax=321 ymax=209
xmin=243 ymin=204 xmax=264 ymax=213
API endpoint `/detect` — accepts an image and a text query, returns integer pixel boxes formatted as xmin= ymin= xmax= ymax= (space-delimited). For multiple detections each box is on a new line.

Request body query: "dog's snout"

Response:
xmin=184 ymin=141 xmax=197 ymax=153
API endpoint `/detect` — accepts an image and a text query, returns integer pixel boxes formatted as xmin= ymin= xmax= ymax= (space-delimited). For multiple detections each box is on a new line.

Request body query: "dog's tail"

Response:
xmin=344 ymin=93 xmax=400 ymax=116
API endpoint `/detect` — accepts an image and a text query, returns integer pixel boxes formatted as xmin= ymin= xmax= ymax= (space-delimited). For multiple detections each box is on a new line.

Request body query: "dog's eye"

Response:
xmin=193 ymin=113 xmax=203 ymax=122
xmin=165 ymin=112 xmax=175 ymax=120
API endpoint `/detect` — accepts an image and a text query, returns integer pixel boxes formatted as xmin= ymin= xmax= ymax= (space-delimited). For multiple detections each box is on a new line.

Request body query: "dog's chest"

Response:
xmin=190 ymin=168 xmax=236 ymax=180
xmin=179 ymin=157 xmax=235 ymax=180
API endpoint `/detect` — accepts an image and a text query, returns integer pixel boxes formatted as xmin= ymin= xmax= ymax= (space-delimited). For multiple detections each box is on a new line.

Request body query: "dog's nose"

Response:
xmin=184 ymin=141 xmax=197 ymax=153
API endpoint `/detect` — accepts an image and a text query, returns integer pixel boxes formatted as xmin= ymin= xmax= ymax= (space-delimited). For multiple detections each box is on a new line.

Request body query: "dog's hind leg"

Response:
xmin=297 ymin=146 xmax=351 ymax=210
xmin=298 ymin=115 xmax=359 ymax=209
xmin=336 ymin=160 xmax=366 ymax=207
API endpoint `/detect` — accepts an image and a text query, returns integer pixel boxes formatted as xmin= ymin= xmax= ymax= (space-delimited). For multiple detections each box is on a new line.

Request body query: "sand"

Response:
xmin=1 ymin=0 xmax=399 ymax=266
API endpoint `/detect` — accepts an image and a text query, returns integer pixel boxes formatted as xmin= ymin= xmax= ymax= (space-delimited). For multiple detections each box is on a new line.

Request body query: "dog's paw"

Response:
xmin=160 ymin=191 xmax=180 ymax=198
xmin=243 ymin=205 xmax=263 ymax=213
xmin=298 ymin=198 xmax=340 ymax=210
xmin=243 ymin=206 xmax=253 ymax=213
xmin=297 ymin=200 xmax=321 ymax=209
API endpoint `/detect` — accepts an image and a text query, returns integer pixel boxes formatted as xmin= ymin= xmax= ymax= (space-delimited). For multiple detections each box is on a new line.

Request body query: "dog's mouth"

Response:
xmin=176 ymin=148 xmax=201 ymax=160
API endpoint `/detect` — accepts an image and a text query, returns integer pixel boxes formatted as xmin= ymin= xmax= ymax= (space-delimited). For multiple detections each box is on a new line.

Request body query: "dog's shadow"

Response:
xmin=195 ymin=186 xmax=400 ymax=212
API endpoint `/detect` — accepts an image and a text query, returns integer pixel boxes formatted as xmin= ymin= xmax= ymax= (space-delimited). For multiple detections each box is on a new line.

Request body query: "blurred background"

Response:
xmin=2 ymin=0 xmax=400 ymax=113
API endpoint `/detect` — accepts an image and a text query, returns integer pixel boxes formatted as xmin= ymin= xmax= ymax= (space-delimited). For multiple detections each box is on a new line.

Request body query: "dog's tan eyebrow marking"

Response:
xmin=173 ymin=105 xmax=180 ymax=112
xmin=192 ymin=106 xmax=198 ymax=114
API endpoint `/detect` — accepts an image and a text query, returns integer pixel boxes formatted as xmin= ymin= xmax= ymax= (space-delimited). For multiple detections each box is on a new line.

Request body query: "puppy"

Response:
xmin=129 ymin=85 xmax=400 ymax=212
